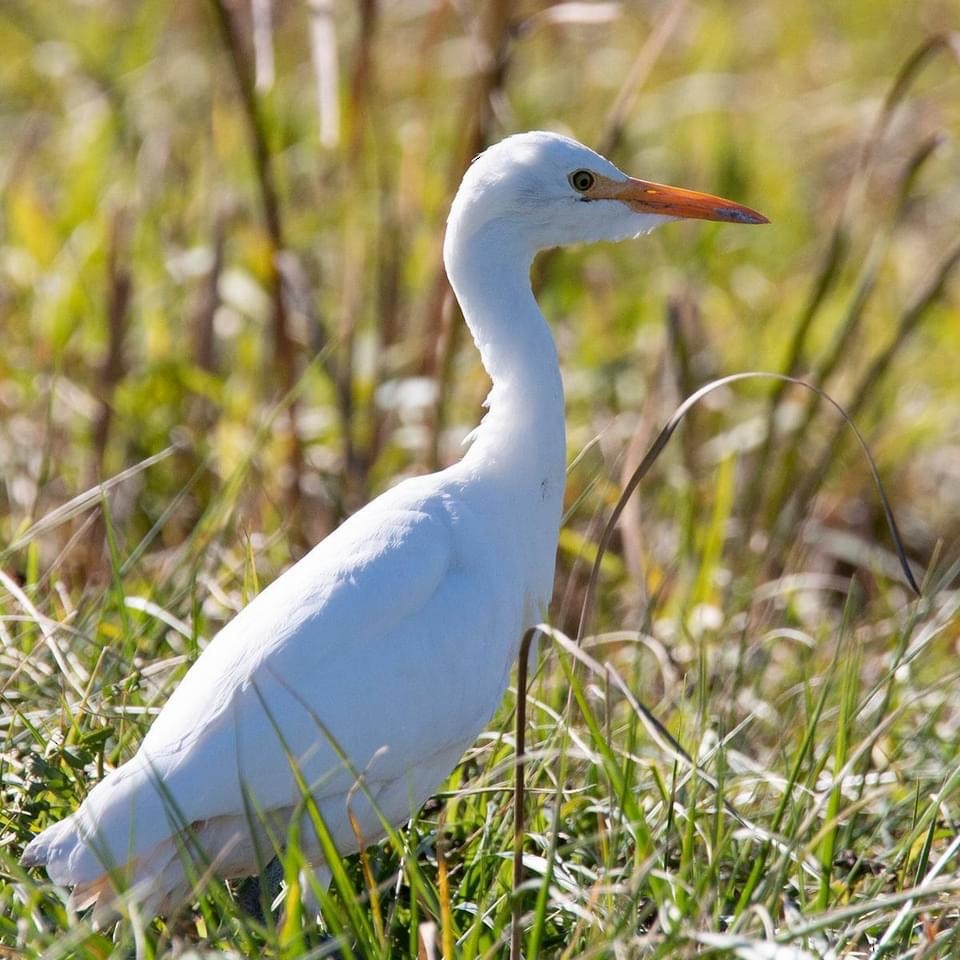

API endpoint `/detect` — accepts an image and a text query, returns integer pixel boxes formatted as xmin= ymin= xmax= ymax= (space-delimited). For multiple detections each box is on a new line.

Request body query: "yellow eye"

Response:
xmin=569 ymin=169 xmax=595 ymax=193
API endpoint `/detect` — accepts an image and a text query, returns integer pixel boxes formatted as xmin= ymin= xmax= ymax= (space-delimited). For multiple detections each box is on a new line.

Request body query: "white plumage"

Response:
xmin=22 ymin=131 xmax=765 ymax=914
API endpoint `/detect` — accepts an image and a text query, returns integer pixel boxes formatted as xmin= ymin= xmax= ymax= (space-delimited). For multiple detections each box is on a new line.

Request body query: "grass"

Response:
xmin=2 ymin=0 xmax=960 ymax=956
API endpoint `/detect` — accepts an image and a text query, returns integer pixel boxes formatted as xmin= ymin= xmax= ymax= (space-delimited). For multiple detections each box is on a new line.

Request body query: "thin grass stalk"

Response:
xmin=859 ymin=33 xmax=960 ymax=176
xmin=278 ymin=847 xmax=305 ymax=949
xmin=119 ymin=462 xmax=213 ymax=582
xmin=884 ymin=754 xmax=960 ymax=889
xmin=0 ymin=570 xmax=82 ymax=698
xmin=236 ymin=783 xmax=282 ymax=934
xmin=3 ymin=446 xmax=176 ymax=559
xmin=732 ymin=612 xmax=846 ymax=915
xmin=250 ymin=682 xmax=377 ymax=953
xmin=617 ymin=313 xmax=688 ymax=617
xmin=368 ymin=179 xmax=403 ymax=478
xmin=816 ymin=614 xmax=859 ymax=910
xmin=835 ymin=568 xmax=936 ymax=858
xmin=333 ymin=297 xmax=359 ymax=516
xmin=167 ymin=344 xmax=335 ymax=589
xmin=264 ymin=669 xmax=442 ymax=919
xmin=769 ymin=239 xmax=960 ymax=560
xmin=902 ymin=813 xmax=940 ymax=955
xmin=525 ymin=759 xmax=567 ymax=959
xmin=779 ymin=876 xmax=960 ymax=946
xmin=578 ymin=372 xmax=919 ymax=648
xmin=346 ymin=3 xmax=409 ymax=497
xmin=351 ymin=809 xmax=385 ymax=946
xmin=809 ymin=131 xmax=945 ymax=396
xmin=743 ymin=227 xmax=847 ymax=545
xmin=771 ymin=668 xmax=960 ymax=922
xmin=764 ymin=131 xmax=945 ymax=531
xmin=556 ymin=642 xmax=659 ymax=867
xmin=560 ymin=370 xmax=920 ymax=921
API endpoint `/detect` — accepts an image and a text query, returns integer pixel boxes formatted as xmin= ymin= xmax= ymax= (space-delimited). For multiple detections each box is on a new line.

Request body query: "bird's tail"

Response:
xmin=21 ymin=812 xmax=87 ymax=882
xmin=22 ymin=813 xmax=200 ymax=918
xmin=22 ymin=814 xmax=118 ymax=917
xmin=21 ymin=805 xmax=287 ymax=918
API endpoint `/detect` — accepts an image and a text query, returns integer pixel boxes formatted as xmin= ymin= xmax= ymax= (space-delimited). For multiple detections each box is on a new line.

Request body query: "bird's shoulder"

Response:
xmin=243 ymin=471 xmax=468 ymax=626
xmin=139 ymin=471 xmax=484 ymax=752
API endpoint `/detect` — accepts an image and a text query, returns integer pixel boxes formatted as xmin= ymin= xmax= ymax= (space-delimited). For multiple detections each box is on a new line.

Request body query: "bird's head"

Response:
xmin=446 ymin=131 xmax=767 ymax=255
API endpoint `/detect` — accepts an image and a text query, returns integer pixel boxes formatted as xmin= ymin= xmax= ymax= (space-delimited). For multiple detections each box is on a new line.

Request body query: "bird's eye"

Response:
xmin=569 ymin=169 xmax=596 ymax=193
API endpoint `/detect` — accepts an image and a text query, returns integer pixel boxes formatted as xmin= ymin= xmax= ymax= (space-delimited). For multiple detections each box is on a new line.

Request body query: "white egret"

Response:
xmin=22 ymin=132 xmax=766 ymax=915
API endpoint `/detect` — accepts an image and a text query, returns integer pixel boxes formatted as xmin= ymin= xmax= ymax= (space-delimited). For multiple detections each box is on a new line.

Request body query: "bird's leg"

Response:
xmin=231 ymin=855 xmax=284 ymax=922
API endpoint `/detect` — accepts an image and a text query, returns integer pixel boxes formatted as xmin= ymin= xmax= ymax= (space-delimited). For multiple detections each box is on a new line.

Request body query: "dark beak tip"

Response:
xmin=719 ymin=207 xmax=769 ymax=225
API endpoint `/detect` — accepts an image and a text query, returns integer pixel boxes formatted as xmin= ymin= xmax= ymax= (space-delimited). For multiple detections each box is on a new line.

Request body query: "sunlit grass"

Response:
xmin=2 ymin=0 xmax=960 ymax=957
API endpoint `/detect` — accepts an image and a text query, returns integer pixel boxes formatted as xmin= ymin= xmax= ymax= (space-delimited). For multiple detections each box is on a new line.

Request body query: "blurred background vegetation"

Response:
xmin=3 ymin=0 xmax=960 ymax=955
xmin=1 ymin=0 xmax=958 ymax=609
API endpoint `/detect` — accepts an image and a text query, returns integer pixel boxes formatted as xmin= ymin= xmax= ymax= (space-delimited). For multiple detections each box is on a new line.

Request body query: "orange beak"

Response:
xmin=591 ymin=175 xmax=768 ymax=225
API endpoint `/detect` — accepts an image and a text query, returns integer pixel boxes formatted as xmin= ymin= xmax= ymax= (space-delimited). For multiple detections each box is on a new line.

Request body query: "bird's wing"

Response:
xmin=27 ymin=488 xmax=514 ymax=887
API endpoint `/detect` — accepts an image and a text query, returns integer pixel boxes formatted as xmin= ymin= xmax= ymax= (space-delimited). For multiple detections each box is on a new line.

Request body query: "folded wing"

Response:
xmin=23 ymin=488 xmax=510 ymax=906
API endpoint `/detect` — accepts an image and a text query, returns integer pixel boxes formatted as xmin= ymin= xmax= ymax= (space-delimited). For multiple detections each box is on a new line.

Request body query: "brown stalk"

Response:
xmin=436 ymin=811 xmax=455 ymax=960
xmin=512 ymin=625 xmax=540 ymax=960
xmin=347 ymin=0 xmax=379 ymax=161
xmin=181 ymin=214 xmax=226 ymax=533
xmin=92 ymin=210 xmax=132 ymax=481
xmin=343 ymin=0 xmax=399 ymax=507
xmin=300 ymin=2 xmax=382 ymax=518
xmin=810 ymin=133 xmax=944 ymax=398
xmin=192 ymin=214 xmax=226 ymax=377
xmin=597 ymin=0 xmax=688 ymax=157
xmin=81 ymin=210 xmax=133 ymax=576
xmin=367 ymin=174 xmax=403 ymax=478
xmin=207 ymin=0 xmax=302 ymax=511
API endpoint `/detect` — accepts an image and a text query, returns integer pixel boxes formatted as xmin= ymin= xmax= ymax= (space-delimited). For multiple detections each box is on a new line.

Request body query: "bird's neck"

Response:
xmin=444 ymin=222 xmax=566 ymax=488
